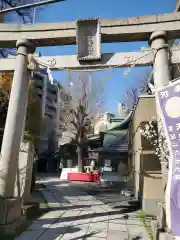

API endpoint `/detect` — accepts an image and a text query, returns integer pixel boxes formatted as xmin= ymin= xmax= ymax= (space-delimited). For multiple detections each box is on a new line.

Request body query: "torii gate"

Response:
xmin=0 ymin=11 xmax=180 ymax=236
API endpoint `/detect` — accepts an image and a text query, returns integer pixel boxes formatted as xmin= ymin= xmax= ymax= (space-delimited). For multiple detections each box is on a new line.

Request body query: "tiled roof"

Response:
xmin=92 ymin=130 xmax=128 ymax=153
xmin=108 ymin=111 xmax=133 ymax=131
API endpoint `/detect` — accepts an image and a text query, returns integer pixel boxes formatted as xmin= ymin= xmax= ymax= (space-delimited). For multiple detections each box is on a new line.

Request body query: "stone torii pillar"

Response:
xmin=0 ymin=39 xmax=36 ymax=198
xmin=149 ymin=31 xmax=171 ymax=88
xmin=149 ymin=31 xmax=171 ymax=237
xmin=149 ymin=30 xmax=171 ymax=186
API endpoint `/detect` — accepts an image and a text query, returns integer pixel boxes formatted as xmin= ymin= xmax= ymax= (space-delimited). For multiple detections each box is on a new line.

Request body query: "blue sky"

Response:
xmin=10 ymin=0 xmax=177 ymax=114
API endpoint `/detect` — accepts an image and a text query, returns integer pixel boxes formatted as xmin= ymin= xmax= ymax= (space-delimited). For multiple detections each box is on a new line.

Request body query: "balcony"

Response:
xmin=34 ymin=79 xmax=43 ymax=88
xmin=45 ymin=112 xmax=53 ymax=119
xmin=34 ymin=88 xmax=43 ymax=97
xmin=46 ymin=91 xmax=57 ymax=101
xmin=47 ymin=83 xmax=57 ymax=94
xmin=33 ymin=72 xmax=44 ymax=82
xmin=46 ymin=104 xmax=56 ymax=112
xmin=45 ymin=105 xmax=56 ymax=119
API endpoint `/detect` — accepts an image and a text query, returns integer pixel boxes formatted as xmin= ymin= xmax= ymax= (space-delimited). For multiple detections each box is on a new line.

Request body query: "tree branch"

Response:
xmin=59 ymin=71 xmax=105 ymax=144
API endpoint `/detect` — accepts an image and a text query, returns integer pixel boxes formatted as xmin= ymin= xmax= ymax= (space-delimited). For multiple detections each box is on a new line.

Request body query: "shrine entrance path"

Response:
xmin=16 ymin=176 xmax=151 ymax=240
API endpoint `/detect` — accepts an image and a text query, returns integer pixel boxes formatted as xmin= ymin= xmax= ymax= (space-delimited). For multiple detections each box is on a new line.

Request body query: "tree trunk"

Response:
xmin=77 ymin=144 xmax=84 ymax=172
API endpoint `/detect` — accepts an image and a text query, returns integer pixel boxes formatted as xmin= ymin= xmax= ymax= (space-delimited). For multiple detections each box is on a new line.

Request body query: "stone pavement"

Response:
xmin=16 ymin=176 xmax=151 ymax=240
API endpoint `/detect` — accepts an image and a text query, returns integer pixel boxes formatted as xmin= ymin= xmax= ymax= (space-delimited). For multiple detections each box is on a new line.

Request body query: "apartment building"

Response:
xmin=32 ymin=71 xmax=63 ymax=154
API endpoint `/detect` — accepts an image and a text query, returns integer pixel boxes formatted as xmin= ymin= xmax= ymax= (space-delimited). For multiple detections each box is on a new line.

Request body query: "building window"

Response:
xmin=104 ymin=159 xmax=111 ymax=166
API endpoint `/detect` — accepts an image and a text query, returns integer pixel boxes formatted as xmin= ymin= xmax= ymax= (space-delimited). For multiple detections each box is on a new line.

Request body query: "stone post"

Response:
xmin=149 ymin=31 xmax=171 ymax=88
xmin=0 ymin=39 xmax=36 ymax=198
xmin=149 ymin=31 xmax=171 ymax=238
xmin=149 ymin=31 xmax=171 ymax=187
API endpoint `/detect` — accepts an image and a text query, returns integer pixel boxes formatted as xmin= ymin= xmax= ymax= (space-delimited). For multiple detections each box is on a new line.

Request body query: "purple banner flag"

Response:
xmin=156 ymin=79 xmax=180 ymax=237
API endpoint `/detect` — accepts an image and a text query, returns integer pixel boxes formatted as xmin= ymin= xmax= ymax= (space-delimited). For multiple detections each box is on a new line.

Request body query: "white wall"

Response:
xmin=94 ymin=113 xmax=110 ymax=134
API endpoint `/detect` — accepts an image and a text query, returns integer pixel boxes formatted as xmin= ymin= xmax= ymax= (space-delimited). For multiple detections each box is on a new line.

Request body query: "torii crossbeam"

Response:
xmin=1 ymin=50 xmax=180 ymax=71
xmin=0 ymin=11 xmax=180 ymax=47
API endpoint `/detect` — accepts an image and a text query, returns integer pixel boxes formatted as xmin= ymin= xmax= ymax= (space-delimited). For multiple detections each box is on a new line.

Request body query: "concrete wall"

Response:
xmin=129 ymin=95 xmax=164 ymax=215
xmin=129 ymin=95 xmax=157 ymax=198
xmin=142 ymin=172 xmax=164 ymax=216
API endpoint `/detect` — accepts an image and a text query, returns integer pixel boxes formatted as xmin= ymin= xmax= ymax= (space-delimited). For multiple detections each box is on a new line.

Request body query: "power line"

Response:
xmin=0 ymin=0 xmax=65 ymax=14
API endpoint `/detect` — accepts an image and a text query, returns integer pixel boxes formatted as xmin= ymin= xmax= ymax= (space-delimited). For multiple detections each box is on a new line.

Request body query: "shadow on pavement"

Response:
xmin=35 ymin=208 xmax=134 ymax=227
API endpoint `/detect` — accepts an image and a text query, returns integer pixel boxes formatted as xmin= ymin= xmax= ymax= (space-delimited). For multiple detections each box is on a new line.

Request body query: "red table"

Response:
xmin=68 ymin=172 xmax=93 ymax=182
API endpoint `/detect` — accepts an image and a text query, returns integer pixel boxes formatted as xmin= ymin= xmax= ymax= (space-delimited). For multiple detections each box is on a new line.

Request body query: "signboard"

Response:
xmin=76 ymin=18 xmax=101 ymax=61
xmin=156 ymin=79 xmax=180 ymax=237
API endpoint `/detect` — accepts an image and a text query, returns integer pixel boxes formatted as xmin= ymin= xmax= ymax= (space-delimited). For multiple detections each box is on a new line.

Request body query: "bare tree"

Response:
xmin=0 ymin=0 xmax=34 ymax=23
xmin=122 ymin=87 xmax=138 ymax=110
xmin=0 ymin=0 xmax=36 ymax=57
xmin=59 ymin=72 xmax=105 ymax=172
xmin=121 ymin=70 xmax=152 ymax=110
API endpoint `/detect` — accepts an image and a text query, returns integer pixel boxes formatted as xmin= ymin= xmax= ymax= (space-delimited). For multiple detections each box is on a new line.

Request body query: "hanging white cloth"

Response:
xmin=47 ymin=67 xmax=54 ymax=84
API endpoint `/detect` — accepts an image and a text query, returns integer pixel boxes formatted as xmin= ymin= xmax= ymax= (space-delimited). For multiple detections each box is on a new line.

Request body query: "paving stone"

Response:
xmin=107 ymin=232 xmax=129 ymax=240
xmin=108 ymin=217 xmax=125 ymax=224
xmin=91 ymin=215 xmax=109 ymax=223
xmin=100 ymin=205 xmax=112 ymax=211
xmin=41 ymin=191 xmax=59 ymax=206
xmin=79 ymin=207 xmax=94 ymax=212
xmin=108 ymin=214 xmax=124 ymax=221
xmin=127 ymin=224 xmax=148 ymax=235
xmin=39 ymin=221 xmax=89 ymax=239
xmin=85 ymin=238 xmax=106 ymax=240
xmin=71 ymin=223 xmax=90 ymax=229
xmin=89 ymin=221 xmax=108 ymax=230
xmin=16 ymin=178 xmax=150 ymax=240
xmin=72 ymin=218 xmax=93 ymax=225
xmin=79 ymin=210 xmax=95 ymax=215
xmin=90 ymin=219 xmax=109 ymax=225
xmin=78 ymin=196 xmax=94 ymax=201
xmin=16 ymin=213 xmax=64 ymax=239
xmin=52 ymin=220 xmax=73 ymax=227
xmin=62 ymin=210 xmax=80 ymax=217
xmin=28 ymin=221 xmax=51 ymax=231
xmin=60 ymin=228 xmax=88 ymax=239
xmin=108 ymin=222 xmax=127 ymax=232
xmin=130 ymin=233 xmax=149 ymax=239
xmin=126 ymin=218 xmax=144 ymax=226
xmin=16 ymin=229 xmax=46 ymax=240
xmin=37 ymin=227 xmax=67 ymax=240
xmin=39 ymin=210 xmax=65 ymax=220
xmin=90 ymin=206 xmax=107 ymax=213
xmin=87 ymin=229 xmax=108 ymax=238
